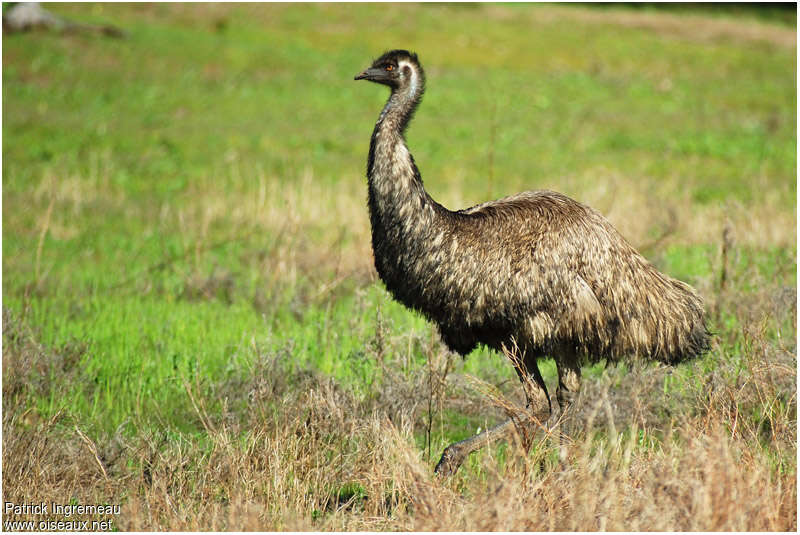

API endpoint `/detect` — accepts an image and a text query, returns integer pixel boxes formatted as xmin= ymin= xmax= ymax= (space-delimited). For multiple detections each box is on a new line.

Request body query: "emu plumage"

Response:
xmin=355 ymin=50 xmax=709 ymax=475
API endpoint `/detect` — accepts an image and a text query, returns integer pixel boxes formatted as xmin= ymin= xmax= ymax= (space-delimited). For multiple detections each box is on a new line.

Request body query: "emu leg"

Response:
xmin=434 ymin=360 xmax=550 ymax=476
xmin=551 ymin=350 xmax=581 ymax=461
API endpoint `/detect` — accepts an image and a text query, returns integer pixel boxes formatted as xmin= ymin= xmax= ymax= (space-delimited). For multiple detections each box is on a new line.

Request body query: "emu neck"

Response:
xmin=367 ymin=86 xmax=435 ymax=232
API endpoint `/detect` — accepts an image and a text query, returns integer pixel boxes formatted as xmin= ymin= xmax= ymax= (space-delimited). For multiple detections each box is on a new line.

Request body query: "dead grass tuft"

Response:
xmin=3 ymin=320 xmax=795 ymax=530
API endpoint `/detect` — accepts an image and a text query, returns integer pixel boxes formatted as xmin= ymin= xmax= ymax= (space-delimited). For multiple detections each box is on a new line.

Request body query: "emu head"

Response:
xmin=354 ymin=49 xmax=424 ymax=93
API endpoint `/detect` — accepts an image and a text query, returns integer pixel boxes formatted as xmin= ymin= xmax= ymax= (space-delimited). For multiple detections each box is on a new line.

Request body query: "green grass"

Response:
xmin=2 ymin=2 xmax=796 ymax=509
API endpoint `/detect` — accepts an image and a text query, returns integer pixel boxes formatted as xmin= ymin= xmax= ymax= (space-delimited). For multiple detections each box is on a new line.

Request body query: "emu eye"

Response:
xmin=385 ymin=65 xmax=394 ymax=71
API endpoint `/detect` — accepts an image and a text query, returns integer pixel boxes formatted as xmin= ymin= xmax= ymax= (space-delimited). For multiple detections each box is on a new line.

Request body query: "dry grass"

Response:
xmin=9 ymin=158 xmax=795 ymax=314
xmin=3 ymin=287 xmax=796 ymax=530
xmin=105 ymin=161 xmax=793 ymax=308
xmin=2 ymin=371 xmax=795 ymax=530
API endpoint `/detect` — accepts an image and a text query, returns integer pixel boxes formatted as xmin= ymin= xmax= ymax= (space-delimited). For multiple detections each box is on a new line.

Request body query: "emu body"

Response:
xmin=355 ymin=50 xmax=710 ymax=475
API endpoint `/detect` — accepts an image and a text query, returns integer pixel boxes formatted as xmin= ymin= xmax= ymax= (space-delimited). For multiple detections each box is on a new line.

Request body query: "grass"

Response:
xmin=2 ymin=2 xmax=797 ymax=531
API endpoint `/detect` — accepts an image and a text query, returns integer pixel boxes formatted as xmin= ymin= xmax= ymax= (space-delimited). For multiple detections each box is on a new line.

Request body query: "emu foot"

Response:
xmin=434 ymin=444 xmax=465 ymax=477
xmin=545 ymin=405 xmax=562 ymax=432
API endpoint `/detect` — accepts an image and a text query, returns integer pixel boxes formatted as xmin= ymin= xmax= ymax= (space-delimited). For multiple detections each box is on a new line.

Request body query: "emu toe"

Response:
xmin=434 ymin=444 xmax=465 ymax=477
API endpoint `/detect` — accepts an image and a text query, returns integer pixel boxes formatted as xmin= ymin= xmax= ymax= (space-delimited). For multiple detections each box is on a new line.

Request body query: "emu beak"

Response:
xmin=354 ymin=70 xmax=369 ymax=80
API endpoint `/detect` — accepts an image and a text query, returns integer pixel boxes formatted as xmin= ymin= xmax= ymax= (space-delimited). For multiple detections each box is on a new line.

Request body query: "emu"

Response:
xmin=354 ymin=50 xmax=710 ymax=476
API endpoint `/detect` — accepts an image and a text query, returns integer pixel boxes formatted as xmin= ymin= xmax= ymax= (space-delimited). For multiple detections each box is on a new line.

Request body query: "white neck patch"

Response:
xmin=398 ymin=59 xmax=418 ymax=96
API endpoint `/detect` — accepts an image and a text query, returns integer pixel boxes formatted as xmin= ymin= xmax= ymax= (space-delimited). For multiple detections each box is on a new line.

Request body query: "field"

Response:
xmin=2 ymin=2 xmax=797 ymax=531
